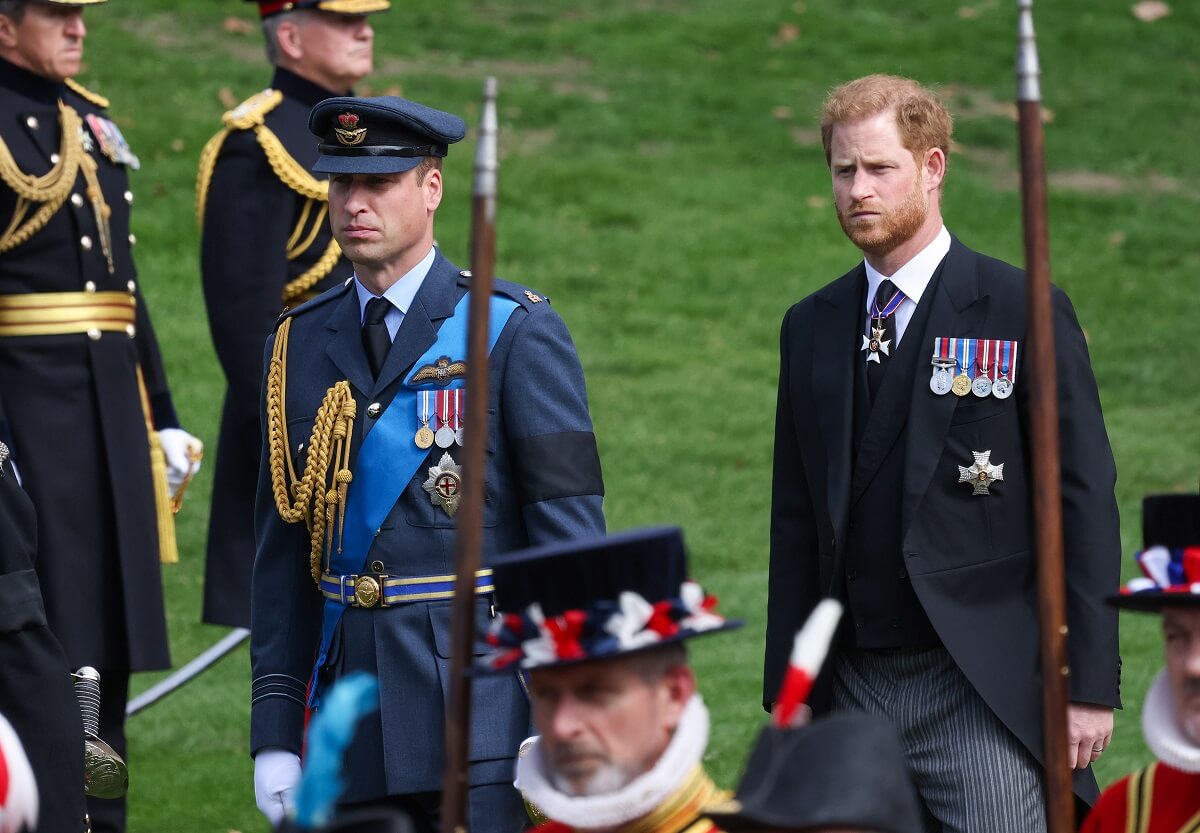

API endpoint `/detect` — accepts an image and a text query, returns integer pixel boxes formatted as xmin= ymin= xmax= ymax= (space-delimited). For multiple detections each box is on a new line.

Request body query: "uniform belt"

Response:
xmin=320 ymin=568 xmax=494 ymax=609
xmin=0 ymin=291 xmax=136 ymax=337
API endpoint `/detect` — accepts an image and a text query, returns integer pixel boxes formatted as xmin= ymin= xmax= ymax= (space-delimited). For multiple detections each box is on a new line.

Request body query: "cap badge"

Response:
xmin=335 ymin=112 xmax=367 ymax=146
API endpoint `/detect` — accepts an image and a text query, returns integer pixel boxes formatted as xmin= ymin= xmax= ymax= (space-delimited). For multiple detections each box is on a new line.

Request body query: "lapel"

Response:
xmin=848 ymin=257 xmax=947 ymax=504
xmin=371 ymin=252 xmax=463 ymax=396
xmin=810 ymin=265 xmax=866 ymax=547
xmin=324 ymin=287 xmax=375 ymax=398
xmin=900 ymin=237 xmax=990 ymax=535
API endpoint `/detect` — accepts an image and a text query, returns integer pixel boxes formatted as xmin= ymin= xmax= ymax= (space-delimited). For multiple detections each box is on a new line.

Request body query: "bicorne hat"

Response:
xmin=475 ymin=526 xmax=741 ymax=674
xmin=1110 ymin=494 xmax=1200 ymax=612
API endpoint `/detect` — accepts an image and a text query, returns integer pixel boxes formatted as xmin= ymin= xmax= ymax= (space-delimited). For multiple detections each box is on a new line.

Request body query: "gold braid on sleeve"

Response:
xmin=0 ymin=103 xmax=85 ymax=253
xmin=266 ymin=317 xmax=358 ymax=586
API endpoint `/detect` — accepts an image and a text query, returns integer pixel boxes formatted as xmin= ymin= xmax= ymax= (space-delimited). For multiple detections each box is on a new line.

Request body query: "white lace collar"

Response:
xmin=1142 ymin=668 xmax=1200 ymax=774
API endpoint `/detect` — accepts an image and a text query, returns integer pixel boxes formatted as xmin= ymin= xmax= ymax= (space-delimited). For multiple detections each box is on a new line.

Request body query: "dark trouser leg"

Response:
xmin=85 ymin=668 xmax=130 ymax=833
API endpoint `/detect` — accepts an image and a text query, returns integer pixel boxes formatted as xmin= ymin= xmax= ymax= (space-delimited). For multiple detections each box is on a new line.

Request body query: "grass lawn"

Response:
xmin=65 ymin=1 xmax=1199 ymax=830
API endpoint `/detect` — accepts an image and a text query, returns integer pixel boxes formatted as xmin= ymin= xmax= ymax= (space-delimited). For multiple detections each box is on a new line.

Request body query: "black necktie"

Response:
xmin=362 ymin=296 xmax=392 ymax=378
xmin=867 ymin=279 xmax=900 ymax=401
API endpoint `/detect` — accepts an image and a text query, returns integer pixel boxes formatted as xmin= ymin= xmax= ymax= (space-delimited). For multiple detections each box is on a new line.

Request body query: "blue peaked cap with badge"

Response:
xmin=308 ymin=96 xmax=466 ymax=176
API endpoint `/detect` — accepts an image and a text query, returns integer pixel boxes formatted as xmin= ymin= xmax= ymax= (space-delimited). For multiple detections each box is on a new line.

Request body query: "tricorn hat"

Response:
xmin=1109 ymin=494 xmax=1200 ymax=612
xmin=706 ymin=714 xmax=923 ymax=833
xmin=475 ymin=526 xmax=741 ymax=675
xmin=309 ymin=96 xmax=466 ymax=175
xmin=246 ymin=0 xmax=390 ymax=19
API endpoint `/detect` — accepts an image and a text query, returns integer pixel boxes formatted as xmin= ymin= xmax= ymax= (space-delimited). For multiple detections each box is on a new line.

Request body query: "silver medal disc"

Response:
xmin=972 ymin=375 xmax=993 ymax=398
xmin=435 ymin=425 xmax=456 ymax=448
xmin=930 ymin=369 xmax=952 ymax=395
xmin=992 ymin=378 xmax=1013 ymax=399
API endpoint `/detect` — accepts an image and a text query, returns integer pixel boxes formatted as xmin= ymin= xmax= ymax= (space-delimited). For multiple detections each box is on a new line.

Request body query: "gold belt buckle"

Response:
xmin=353 ymin=574 xmax=385 ymax=608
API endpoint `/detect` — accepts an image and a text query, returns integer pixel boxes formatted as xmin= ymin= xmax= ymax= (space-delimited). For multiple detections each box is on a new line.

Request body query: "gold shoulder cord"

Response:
xmin=195 ymin=88 xmax=342 ymax=303
xmin=65 ymin=78 xmax=109 ymax=109
xmin=0 ymin=103 xmax=84 ymax=253
xmin=266 ymin=317 xmax=357 ymax=585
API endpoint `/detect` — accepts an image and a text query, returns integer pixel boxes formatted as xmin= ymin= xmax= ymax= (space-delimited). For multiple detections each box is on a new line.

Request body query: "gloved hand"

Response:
xmin=157 ymin=428 xmax=202 ymax=493
xmin=254 ymin=747 xmax=301 ymax=826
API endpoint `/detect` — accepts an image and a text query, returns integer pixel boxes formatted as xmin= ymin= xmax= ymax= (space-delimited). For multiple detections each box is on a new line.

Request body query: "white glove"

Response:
xmin=254 ymin=747 xmax=301 ymax=826
xmin=157 ymin=428 xmax=202 ymax=493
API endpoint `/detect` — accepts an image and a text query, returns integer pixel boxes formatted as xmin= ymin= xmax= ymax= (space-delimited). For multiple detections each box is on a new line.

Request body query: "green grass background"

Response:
xmin=68 ymin=1 xmax=1200 ymax=829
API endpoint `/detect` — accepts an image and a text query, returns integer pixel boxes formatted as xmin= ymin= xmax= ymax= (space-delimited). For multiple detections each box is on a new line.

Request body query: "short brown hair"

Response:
xmin=820 ymin=74 xmax=953 ymax=167
xmin=414 ymin=155 xmax=442 ymax=185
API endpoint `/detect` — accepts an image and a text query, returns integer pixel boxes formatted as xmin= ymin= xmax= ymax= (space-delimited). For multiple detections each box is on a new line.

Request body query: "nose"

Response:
xmin=66 ymin=10 xmax=86 ymax=38
xmin=357 ymin=18 xmax=374 ymax=40
xmin=547 ymin=699 xmax=584 ymax=742
xmin=849 ymin=169 xmax=874 ymax=203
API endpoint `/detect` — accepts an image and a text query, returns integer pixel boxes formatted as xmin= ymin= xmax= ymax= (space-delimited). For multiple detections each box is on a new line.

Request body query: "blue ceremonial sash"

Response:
xmin=308 ymin=292 xmax=520 ymax=706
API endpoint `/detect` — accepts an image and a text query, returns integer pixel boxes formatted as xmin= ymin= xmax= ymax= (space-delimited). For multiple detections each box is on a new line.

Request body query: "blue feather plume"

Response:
xmin=293 ymin=671 xmax=380 ymax=829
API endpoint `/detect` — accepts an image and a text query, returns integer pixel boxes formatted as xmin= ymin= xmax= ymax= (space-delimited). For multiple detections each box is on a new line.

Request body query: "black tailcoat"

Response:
xmin=200 ymin=68 xmax=354 ymax=628
xmin=764 ymin=237 xmax=1121 ymax=803
xmin=0 ymin=58 xmax=175 ymax=671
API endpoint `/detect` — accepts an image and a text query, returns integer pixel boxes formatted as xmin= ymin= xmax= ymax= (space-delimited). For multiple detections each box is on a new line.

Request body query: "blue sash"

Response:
xmin=308 ymin=292 xmax=520 ymax=706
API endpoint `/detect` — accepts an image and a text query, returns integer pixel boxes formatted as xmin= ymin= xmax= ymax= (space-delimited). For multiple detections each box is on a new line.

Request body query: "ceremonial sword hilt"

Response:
xmin=73 ymin=667 xmax=129 ymax=799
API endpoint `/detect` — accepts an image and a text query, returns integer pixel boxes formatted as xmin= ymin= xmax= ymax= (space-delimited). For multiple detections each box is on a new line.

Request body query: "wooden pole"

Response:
xmin=440 ymin=76 xmax=498 ymax=833
xmin=1015 ymin=4 xmax=1074 ymax=831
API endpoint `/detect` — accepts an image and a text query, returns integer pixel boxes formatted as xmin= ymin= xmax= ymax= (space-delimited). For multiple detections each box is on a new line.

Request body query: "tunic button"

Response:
xmin=70 ymin=193 xmax=84 ymax=207
xmin=87 ymin=328 xmax=101 ymax=341
xmin=127 ymin=280 xmax=136 ymax=293
xmin=124 ymin=190 xmax=133 ymax=204
xmin=84 ymin=281 xmax=96 ymax=293
xmin=370 ymin=560 xmax=385 ymax=573
xmin=81 ymin=235 xmax=92 ymax=250
xmin=367 ymin=402 xmax=382 ymax=419
xmin=128 ymin=233 xmax=137 ymax=245
xmin=50 ymin=152 xmax=60 ymax=164
xmin=126 ymin=324 xmax=136 ymax=338
xmin=24 ymin=116 xmax=37 ymax=130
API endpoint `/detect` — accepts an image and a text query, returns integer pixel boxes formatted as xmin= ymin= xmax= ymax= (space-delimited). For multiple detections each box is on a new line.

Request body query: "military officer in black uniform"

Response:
xmin=198 ymin=0 xmax=389 ymax=629
xmin=0 ymin=396 xmax=87 ymax=833
xmin=0 ymin=2 xmax=200 ymax=831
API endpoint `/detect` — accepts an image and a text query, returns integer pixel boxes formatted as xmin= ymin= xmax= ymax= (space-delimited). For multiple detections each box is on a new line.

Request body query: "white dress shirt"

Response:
xmin=863 ymin=225 xmax=951 ymax=345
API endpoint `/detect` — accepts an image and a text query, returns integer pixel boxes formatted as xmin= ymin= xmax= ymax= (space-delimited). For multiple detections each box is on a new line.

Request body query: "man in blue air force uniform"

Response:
xmin=249 ymin=95 xmax=606 ymax=833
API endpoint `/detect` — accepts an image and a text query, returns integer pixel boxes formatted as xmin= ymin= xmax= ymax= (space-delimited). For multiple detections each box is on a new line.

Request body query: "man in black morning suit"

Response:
xmin=763 ymin=75 xmax=1120 ymax=831
xmin=198 ymin=0 xmax=389 ymax=629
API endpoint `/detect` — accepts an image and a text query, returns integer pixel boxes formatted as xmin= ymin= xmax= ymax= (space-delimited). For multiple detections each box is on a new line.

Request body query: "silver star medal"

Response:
xmin=861 ymin=324 xmax=891 ymax=364
xmin=78 ymin=124 xmax=94 ymax=155
xmin=422 ymin=452 xmax=463 ymax=517
xmin=958 ymin=450 xmax=1004 ymax=496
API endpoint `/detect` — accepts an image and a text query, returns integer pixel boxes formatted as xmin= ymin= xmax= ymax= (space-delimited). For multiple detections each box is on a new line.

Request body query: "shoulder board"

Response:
xmin=491 ymin=276 xmax=550 ymax=310
xmin=223 ymin=88 xmax=284 ymax=131
xmin=64 ymin=78 xmax=109 ymax=109
xmin=274 ymin=277 xmax=353 ymax=330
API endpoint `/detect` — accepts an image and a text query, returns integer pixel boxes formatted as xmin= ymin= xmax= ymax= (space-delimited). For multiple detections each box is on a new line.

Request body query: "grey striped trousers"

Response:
xmin=832 ymin=646 xmax=1047 ymax=833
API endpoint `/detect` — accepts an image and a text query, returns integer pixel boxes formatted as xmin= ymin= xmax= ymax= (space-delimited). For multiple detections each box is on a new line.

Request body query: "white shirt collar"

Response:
xmin=354 ymin=245 xmax=437 ymax=322
xmin=863 ymin=225 xmax=951 ymax=312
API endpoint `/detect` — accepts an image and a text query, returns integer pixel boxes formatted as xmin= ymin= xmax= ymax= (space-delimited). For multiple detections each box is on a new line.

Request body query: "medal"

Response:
xmin=972 ymin=339 xmax=993 ymax=398
xmin=993 ymin=340 xmax=1017 ymax=399
xmin=422 ymin=452 xmax=463 ymax=517
xmin=85 ymin=113 xmax=140 ymax=169
xmin=434 ymin=390 xmax=456 ymax=448
xmin=453 ymin=389 xmax=465 ymax=446
xmin=414 ymin=391 xmax=435 ymax=449
xmin=860 ymin=285 xmax=907 ymax=365
xmin=930 ymin=337 xmax=954 ymax=395
xmin=958 ymin=450 xmax=1005 ymax=496
xmin=951 ymin=337 xmax=972 ymax=397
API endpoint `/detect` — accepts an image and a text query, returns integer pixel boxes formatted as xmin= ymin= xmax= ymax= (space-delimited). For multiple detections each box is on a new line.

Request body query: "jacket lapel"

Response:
xmin=811 ymin=266 xmax=865 ymax=548
xmin=371 ymin=252 xmax=463 ymax=396
xmin=900 ymin=238 xmax=990 ymax=535
xmin=324 ymin=287 xmax=375 ymax=398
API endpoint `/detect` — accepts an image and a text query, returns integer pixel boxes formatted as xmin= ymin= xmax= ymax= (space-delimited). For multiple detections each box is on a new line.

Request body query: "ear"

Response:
xmin=276 ymin=18 xmax=305 ymax=62
xmin=423 ymin=168 xmax=443 ymax=212
xmin=923 ymin=146 xmax=946 ymax=192
xmin=0 ymin=14 xmax=20 ymax=50
xmin=658 ymin=664 xmax=697 ymax=730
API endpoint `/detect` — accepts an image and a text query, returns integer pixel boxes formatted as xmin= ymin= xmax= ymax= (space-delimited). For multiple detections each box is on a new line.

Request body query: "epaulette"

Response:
xmin=64 ymin=78 xmax=109 ymax=109
xmin=222 ymin=88 xmax=284 ymax=131
xmin=488 ymin=275 xmax=551 ymax=311
xmin=273 ymin=278 xmax=354 ymax=331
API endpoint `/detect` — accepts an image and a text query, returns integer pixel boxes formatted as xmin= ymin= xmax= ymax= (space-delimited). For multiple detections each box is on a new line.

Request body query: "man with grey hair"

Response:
xmin=197 ymin=0 xmax=388 ymax=630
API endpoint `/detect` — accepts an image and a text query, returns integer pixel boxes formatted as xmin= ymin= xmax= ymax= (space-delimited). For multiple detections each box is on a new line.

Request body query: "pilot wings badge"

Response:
xmin=409 ymin=356 xmax=467 ymax=386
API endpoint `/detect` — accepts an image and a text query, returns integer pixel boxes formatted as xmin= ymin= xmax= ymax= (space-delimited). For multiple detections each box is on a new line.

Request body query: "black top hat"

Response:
xmin=308 ymin=96 xmax=466 ymax=176
xmin=1109 ymin=494 xmax=1200 ymax=612
xmin=246 ymin=0 xmax=390 ymax=19
xmin=706 ymin=714 xmax=923 ymax=833
xmin=474 ymin=527 xmax=741 ymax=675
